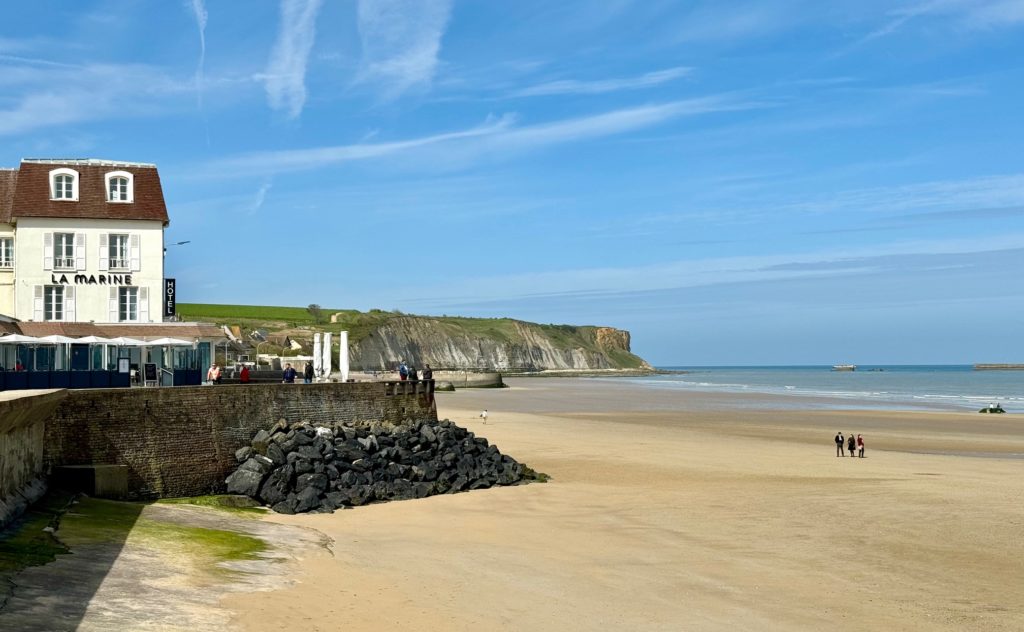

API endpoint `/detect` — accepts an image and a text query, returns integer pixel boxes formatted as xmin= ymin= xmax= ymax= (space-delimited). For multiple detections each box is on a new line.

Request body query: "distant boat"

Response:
xmin=832 ymin=364 xmax=856 ymax=371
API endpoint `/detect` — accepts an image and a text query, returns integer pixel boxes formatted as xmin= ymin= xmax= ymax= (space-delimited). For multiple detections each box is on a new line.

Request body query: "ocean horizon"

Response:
xmin=620 ymin=365 xmax=1022 ymax=412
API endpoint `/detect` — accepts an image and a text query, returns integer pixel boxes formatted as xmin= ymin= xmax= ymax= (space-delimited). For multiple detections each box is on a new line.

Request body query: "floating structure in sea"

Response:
xmin=832 ymin=364 xmax=857 ymax=371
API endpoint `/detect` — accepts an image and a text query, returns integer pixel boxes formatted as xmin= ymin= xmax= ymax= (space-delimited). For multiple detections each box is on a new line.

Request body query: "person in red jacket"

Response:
xmin=239 ymin=364 xmax=250 ymax=384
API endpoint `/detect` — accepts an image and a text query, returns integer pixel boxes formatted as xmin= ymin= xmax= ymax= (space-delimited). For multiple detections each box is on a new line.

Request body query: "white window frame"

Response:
xmin=53 ymin=232 xmax=76 ymax=270
xmin=113 ymin=286 xmax=148 ymax=323
xmin=108 ymin=234 xmax=130 ymax=271
xmin=105 ymin=170 xmax=134 ymax=203
xmin=44 ymin=285 xmax=64 ymax=321
xmin=0 ymin=237 xmax=13 ymax=269
xmin=49 ymin=168 xmax=79 ymax=201
xmin=118 ymin=286 xmax=139 ymax=322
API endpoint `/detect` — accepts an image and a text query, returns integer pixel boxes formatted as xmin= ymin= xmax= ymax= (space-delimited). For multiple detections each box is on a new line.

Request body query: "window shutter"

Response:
xmin=139 ymin=287 xmax=149 ymax=322
xmin=109 ymin=287 xmax=119 ymax=322
xmin=33 ymin=286 xmax=43 ymax=320
xmin=129 ymin=234 xmax=140 ymax=271
xmin=99 ymin=234 xmax=109 ymax=271
xmin=74 ymin=233 xmax=85 ymax=271
xmin=64 ymin=286 xmax=75 ymax=322
xmin=43 ymin=233 xmax=53 ymax=271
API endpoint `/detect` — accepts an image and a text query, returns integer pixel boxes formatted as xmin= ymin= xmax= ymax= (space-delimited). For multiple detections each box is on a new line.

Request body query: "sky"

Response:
xmin=2 ymin=1 xmax=1024 ymax=365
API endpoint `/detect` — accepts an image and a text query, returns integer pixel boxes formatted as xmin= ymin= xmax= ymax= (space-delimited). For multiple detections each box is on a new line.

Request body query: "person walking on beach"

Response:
xmin=835 ymin=432 xmax=844 ymax=457
xmin=857 ymin=434 xmax=865 ymax=458
xmin=282 ymin=363 xmax=297 ymax=383
xmin=303 ymin=361 xmax=314 ymax=384
xmin=847 ymin=433 xmax=856 ymax=457
xmin=480 ymin=409 xmax=488 ymax=424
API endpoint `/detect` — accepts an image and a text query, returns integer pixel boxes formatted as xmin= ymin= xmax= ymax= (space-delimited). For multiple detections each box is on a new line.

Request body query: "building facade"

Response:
xmin=0 ymin=159 xmax=167 ymax=323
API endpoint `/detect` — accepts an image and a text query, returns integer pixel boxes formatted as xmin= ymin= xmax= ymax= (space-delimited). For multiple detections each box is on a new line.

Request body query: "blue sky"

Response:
xmin=3 ymin=1 xmax=1024 ymax=365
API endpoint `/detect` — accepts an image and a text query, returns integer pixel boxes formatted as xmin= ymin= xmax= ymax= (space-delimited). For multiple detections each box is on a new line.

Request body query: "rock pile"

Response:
xmin=225 ymin=418 xmax=531 ymax=514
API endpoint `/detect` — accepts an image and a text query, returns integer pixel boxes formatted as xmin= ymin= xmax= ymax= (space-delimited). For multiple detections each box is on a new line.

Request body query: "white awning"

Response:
xmin=146 ymin=337 xmax=194 ymax=346
xmin=0 ymin=334 xmax=43 ymax=344
xmin=73 ymin=336 xmax=115 ymax=344
xmin=106 ymin=337 xmax=148 ymax=346
xmin=37 ymin=334 xmax=78 ymax=344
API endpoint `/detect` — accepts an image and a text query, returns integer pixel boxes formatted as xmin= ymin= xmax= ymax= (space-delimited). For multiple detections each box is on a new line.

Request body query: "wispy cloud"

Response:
xmin=510 ymin=66 xmax=692 ymax=98
xmin=202 ymin=95 xmax=761 ymax=176
xmin=263 ymin=0 xmax=324 ymax=119
xmin=188 ymin=0 xmax=208 ymax=108
xmin=248 ymin=181 xmax=273 ymax=214
xmin=355 ymin=0 xmax=453 ymax=98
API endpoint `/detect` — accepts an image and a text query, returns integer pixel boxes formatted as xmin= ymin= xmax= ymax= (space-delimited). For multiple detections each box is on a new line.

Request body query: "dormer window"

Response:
xmin=105 ymin=170 xmax=134 ymax=203
xmin=49 ymin=168 xmax=79 ymax=201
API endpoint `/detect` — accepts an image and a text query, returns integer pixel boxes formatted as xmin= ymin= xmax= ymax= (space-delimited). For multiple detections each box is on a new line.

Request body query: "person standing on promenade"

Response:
xmin=282 ymin=363 xmax=297 ymax=383
xmin=857 ymin=434 xmax=865 ymax=458
xmin=480 ymin=409 xmax=488 ymax=424
xmin=409 ymin=366 xmax=418 ymax=381
xmin=835 ymin=432 xmax=844 ymax=457
xmin=207 ymin=363 xmax=222 ymax=385
xmin=303 ymin=361 xmax=314 ymax=384
xmin=847 ymin=433 xmax=856 ymax=457
xmin=422 ymin=364 xmax=433 ymax=381
xmin=239 ymin=364 xmax=250 ymax=384
xmin=398 ymin=361 xmax=409 ymax=381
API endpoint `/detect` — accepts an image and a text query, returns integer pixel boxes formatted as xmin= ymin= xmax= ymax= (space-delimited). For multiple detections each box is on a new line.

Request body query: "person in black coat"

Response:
xmin=303 ymin=361 xmax=314 ymax=384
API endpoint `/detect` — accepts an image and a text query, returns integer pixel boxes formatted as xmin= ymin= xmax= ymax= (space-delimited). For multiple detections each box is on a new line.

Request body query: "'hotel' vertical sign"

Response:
xmin=164 ymin=279 xmax=176 ymax=318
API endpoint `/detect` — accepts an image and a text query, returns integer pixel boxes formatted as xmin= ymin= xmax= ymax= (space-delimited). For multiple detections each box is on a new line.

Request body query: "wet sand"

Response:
xmin=225 ymin=378 xmax=1024 ymax=631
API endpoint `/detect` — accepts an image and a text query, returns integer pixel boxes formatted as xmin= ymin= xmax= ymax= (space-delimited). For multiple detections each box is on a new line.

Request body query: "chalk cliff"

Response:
xmin=349 ymin=316 xmax=651 ymax=372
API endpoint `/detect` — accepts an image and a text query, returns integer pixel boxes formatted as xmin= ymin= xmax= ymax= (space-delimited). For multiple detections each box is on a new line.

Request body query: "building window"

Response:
xmin=104 ymin=170 xmax=134 ymax=203
xmin=109 ymin=234 xmax=130 ymax=270
xmin=54 ymin=232 xmax=76 ymax=269
xmin=0 ymin=238 xmax=13 ymax=268
xmin=49 ymin=168 xmax=79 ymax=201
xmin=53 ymin=233 xmax=75 ymax=270
xmin=44 ymin=286 xmax=64 ymax=321
xmin=119 ymin=287 xmax=139 ymax=322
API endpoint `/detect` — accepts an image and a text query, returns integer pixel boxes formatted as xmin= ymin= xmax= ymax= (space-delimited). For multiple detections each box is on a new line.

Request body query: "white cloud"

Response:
xmin=511 ymin=66 xmax=692 ymax=98
xmin=248 ymin=182 xmax=273 ymax=214
xmin=355 ymin=0 xmax=453 ymax=98
xmin=264 ymin=0 xmax=324 ymax=119
xmin=188 ymin=0 xmax=208 ymax=108
xmin=203 ymin=95 xmax=761 ymax=176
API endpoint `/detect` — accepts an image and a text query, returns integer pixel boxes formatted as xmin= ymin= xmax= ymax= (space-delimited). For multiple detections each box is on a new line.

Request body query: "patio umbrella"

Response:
xmin=73 ymin=335 xmax=115 ymax=344
xmin=0 ymin=334 xmax=42 ymax=343
xmin=37 ymin=335 xmax=78 ymax=344
xmin=146 ymin=337 xmax=193 ymax=345
xmin=107 ymin=337 xmax=147 ymax=346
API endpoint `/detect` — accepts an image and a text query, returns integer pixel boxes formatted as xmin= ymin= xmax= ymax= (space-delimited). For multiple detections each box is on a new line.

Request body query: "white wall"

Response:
xmin=13 ymin=218 xmax=164 ymax=323
xmin=0 ymin=223 xmax=14 ymax=317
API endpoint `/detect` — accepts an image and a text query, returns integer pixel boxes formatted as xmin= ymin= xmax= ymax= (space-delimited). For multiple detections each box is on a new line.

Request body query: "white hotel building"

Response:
xmin=0 ymin=158 xmax=221 ymax=384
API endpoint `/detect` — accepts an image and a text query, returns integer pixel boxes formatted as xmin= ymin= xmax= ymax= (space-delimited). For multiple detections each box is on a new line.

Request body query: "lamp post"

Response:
xmin=256 ymin=341 xmax=268 ymax=371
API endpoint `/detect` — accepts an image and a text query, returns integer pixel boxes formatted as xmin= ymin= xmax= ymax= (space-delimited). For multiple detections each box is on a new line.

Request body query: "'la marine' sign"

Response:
xmin=50 ymin=273 xmax=134 ymax=286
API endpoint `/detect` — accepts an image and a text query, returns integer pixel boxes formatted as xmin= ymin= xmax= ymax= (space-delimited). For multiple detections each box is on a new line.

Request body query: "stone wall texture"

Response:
xmin=0 ymin=390 xmax=68 ymax=528
xmin=42 ymin=381 xmax=436 ymax=498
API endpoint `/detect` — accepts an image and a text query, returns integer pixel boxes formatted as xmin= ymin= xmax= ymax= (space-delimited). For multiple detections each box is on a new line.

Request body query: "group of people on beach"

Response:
xmin=834 ymin=432 xmax=865 ymax=458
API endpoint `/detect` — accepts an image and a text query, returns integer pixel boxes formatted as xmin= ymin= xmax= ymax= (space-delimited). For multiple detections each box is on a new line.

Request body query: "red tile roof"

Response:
xmin=3 ymin=159 xmax=169 ymax=225
xmin=0 ymin=170 xmax=17 ymax=225
xmin=17 ymin=322 xmax=224 ymax=340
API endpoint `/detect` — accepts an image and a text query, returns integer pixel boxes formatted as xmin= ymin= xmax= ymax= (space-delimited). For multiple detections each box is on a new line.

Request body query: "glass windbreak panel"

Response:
xmin=91 ymin=345 xmax=104 ymax=370
xmin=70 ymin=344 xmax=90 ymax=371
xmin=17 ymin=346 xmax=29 ymax=370
xmin=198 ymin=343 xmax=211 ymax=372
xmin=34 ymin=346 xmax=54 ymax=371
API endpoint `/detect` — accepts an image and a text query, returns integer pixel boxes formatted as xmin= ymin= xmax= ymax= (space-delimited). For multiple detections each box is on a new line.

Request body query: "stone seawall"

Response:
xmin=43 ymin=381 xmax=436 ymax=499
xmin=0 ymin=390 xmax=68 ymax=529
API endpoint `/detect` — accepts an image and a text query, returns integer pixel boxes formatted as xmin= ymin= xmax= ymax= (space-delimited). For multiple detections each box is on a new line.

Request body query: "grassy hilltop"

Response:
xmin=177 ymin=303 xmax=650 ymax=370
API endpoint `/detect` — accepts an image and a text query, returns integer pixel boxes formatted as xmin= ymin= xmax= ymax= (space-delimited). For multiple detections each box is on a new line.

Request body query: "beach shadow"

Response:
xmin=0 ymin=491 xmax=146 ymax=631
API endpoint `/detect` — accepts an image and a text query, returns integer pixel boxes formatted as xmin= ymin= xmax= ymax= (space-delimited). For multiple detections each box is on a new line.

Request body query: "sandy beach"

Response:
xmin=218 ymin=378 xmax=1024 ymax=631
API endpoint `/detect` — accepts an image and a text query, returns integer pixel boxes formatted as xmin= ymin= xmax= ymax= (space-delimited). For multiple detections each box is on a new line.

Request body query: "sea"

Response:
xmin=621 ymin=366 xmax=1023 ymax=412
